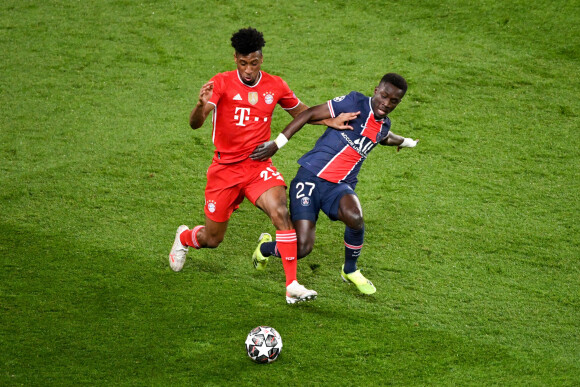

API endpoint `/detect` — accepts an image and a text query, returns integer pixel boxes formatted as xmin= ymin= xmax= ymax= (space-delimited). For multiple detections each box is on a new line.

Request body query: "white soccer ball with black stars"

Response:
xmin=245 ymin=326 xmax=283 ymax=364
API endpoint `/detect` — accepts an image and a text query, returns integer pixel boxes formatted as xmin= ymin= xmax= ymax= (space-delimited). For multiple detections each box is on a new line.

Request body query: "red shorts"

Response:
xmin=204 ymin=158 xmax=286 ymax=222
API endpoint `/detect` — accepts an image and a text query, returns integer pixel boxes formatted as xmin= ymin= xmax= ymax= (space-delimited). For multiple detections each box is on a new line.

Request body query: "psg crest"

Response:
xmin=301 ymin=197 xmax=311 ymax=206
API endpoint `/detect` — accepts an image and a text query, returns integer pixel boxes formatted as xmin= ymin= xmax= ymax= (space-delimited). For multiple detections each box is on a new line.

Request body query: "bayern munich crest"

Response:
xmin=206 ymin=199 xmax=217 ymax=213
xmin=263 ymin=92 xmax=274 ymax=104
xmin=301 ymin=197 xmax=311 ymax=206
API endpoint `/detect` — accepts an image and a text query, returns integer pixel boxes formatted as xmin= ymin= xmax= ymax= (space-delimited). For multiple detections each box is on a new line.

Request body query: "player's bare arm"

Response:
xmin=381 ymin=131 xmax=419 ymax=152
xmin=189 ymin=81 xmax=215 ymax=129
xmin=287 ymin=102 xmax=309 ymax=119
xmin=289 ymin=102 xmax=358 ymax=130
xmin=250 ymin=104 xmax=359 ymax=161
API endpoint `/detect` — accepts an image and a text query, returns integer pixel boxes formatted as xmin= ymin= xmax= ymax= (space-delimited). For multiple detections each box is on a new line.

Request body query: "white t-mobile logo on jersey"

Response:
xmin=234 ymin=107 xmax=250 ymax=126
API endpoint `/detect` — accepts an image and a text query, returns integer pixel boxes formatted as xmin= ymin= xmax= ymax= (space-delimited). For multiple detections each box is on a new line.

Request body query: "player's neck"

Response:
xmin=238 ymin=71 xmax=262 ymax=87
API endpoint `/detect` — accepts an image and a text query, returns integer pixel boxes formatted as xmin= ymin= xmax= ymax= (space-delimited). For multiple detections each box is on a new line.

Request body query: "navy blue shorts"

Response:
xmin=289 ymin=167 xmax=357 ymax=222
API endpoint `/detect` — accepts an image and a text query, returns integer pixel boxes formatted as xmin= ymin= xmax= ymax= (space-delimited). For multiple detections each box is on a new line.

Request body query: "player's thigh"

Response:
xmin=289 ymin=169 xmax=321 ymax=224
xmin=246 ymin=161 xmax=290 ymax=229
xmin=320 ymin=183 xmax=357 ymax=222
xmin=245 ymin=161 xmax=286 ymax=205
xmin=205 ymin=163 xmax=245 ymax=222
xmin=255 ymin=185 xmax=292 ymax=230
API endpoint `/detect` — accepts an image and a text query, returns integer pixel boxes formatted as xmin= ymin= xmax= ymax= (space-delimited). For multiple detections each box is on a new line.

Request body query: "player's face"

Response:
xmin=234 ymin=51 xmax=263 ymax=86
xmin=371 ymin=82 xmax=405 ymax=119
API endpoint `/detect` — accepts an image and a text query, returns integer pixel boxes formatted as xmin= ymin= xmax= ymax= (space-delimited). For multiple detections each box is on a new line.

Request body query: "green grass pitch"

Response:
xmin=1 ymin=0 xmax=579 ymax=385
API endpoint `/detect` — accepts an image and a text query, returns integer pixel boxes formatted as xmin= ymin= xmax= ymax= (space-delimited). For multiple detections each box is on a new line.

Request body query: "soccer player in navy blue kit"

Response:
xmin=249 ymin=73 xmax=418 ymax=295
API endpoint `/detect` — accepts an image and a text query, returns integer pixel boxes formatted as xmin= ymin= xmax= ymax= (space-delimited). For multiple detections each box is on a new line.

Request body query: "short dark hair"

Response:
xmin=231 ymin=27 xmax=266 ymax=55
xmin=380 ymin=73 xmax=408 ymax=94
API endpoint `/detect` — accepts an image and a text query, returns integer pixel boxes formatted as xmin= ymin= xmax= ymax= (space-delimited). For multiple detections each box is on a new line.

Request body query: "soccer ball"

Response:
xmin=245 ymin=326 xmax=283 ymax=364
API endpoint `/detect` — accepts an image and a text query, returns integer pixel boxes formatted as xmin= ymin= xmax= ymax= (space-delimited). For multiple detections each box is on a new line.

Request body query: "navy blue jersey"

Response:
xmin=297 ymin=91 xmax=391 ymax=185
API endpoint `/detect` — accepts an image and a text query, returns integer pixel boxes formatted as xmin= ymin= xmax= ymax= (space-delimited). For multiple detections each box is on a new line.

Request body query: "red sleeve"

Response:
xmin=277 ymin=78 xmax=301 ymax=110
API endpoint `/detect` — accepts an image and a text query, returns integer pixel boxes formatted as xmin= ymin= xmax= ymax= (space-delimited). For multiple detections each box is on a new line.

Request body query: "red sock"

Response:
xmin=179 ymin=226 xmax=204 ymax=249
xmin=276 ymin=230 xmax=297 ymax=286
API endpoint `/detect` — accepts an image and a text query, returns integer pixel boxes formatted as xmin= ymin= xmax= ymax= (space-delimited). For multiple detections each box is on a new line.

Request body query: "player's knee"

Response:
xmin=297 ymin=240 xmax=313 ymax=259
xmin=345 ymin=213 xmax=364 ymax=231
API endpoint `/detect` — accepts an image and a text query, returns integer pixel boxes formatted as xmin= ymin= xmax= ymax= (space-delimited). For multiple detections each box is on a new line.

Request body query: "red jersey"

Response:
xmin=207 ymin=70 xmax=301 ymax=164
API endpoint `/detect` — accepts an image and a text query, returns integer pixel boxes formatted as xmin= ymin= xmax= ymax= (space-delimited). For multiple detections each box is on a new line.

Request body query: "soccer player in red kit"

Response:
xmin=169 ymin=27 xmax=356 ymax=304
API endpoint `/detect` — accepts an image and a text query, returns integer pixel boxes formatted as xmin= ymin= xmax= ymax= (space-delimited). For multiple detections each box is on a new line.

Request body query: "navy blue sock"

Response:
xmin=343 ymin=225 xmax=364 ymax=274
xmin=260 ymin=241 xmax=280 ymax=258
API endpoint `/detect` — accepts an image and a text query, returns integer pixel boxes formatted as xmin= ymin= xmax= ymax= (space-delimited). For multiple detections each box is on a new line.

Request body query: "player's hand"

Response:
xmin=250 ymin=141 xmax=278 ymax=161
xmin=327 ymin=111 xmax=360 ymax=130
xmin=198 ymin=81 xmax=214 ymax=105
xmin=397 ymin=138 xmax=419 ymax=152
